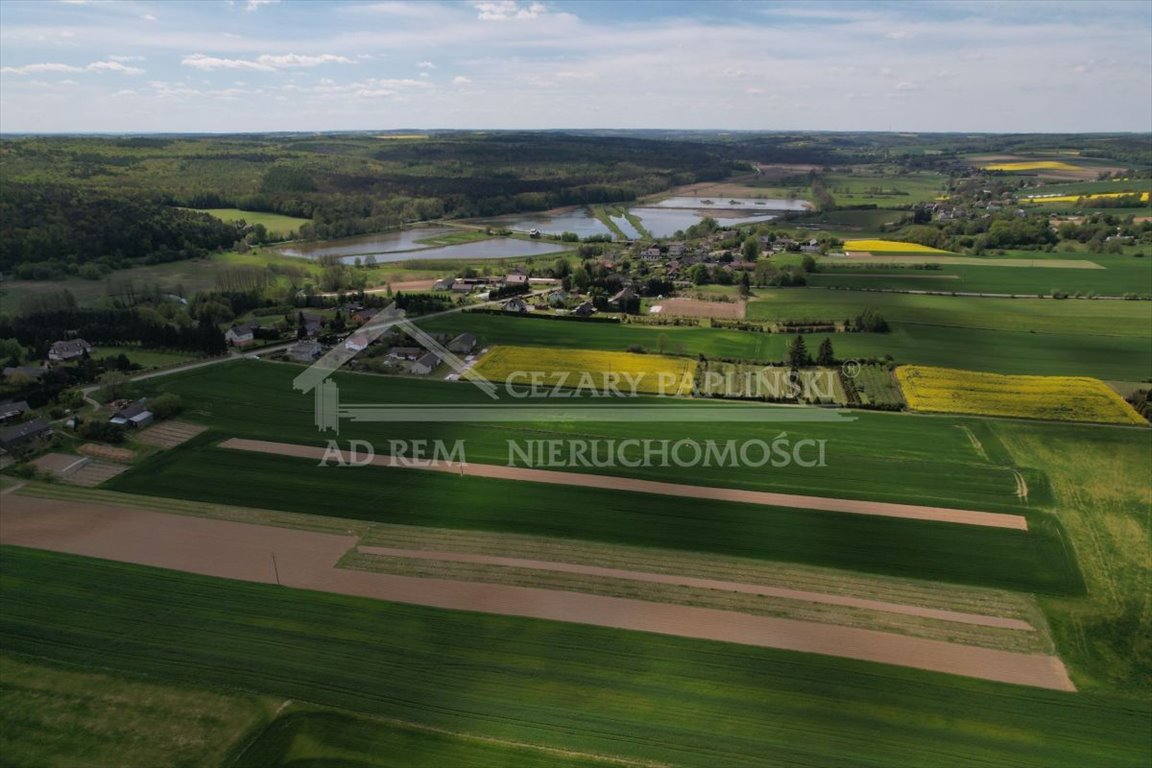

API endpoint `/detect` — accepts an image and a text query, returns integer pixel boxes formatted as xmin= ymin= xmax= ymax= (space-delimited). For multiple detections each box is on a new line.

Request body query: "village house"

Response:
xmin=572 ymin=301 xmax=596 ymax=317
xmin=503 ymin=297 xmax=530 ymax=314
xmin=345 ymin=333 xmax=370 ymax=353
xmin=225 ymin=322 xmax=259 ymax=347
xmin=0 ymin=400 xmax=30 ymax=424
xmin=504 ymin=271 xmax=528 ymax=288
xmin=410 ymin=352 xmax=440 ymax=375
xmin=386 ymin=346 xmax=423 ymax=361
xmin=0 ymin=418 xmax=51 ymax=455
xmin=547 ymin=288 xmax=569 ymax=308
xmin=447 ymin=333 xmax=476 ymax=355
xmin=433 ymin=277 xmax=455 ymax=291
xmin=608 ymin=286 xmax=636 ymax=310
xmin=287 ymin=340 xmax=324 ymax=363
xmin=352 ymin=308 xmax=379 ymax=325
xmin=47 ymin=339 xmax=91 ymax=363
xmin=641 ymin=246 xmax=663 ymax=261
xmin=301 ymin=314 xmax=324 ymax=337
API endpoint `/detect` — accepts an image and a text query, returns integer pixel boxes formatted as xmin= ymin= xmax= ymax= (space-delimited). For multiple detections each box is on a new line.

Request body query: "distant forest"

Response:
xmin=1 ymin=130 xmax=1148 ymax=279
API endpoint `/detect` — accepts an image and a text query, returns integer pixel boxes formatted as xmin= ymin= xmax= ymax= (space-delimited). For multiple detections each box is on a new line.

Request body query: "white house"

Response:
xmin=48 ymin=339 xmax=91 ymax=362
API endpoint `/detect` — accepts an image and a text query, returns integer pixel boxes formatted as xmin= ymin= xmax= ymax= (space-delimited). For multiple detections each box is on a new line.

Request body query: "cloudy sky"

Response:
xmin=1 ymin=0 xmax=1149 ymax=134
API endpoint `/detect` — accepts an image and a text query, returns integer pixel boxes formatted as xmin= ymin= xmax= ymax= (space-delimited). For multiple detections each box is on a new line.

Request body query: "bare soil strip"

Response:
xmin=356 ymin=546 xmax=1034 ymax=631
xmin=220 ymin=438 xmax=1028 ymax=530
xmin=136 ymin=421 xmax=208 ymax=449
xmin=0 ymin=494 xmax=1072 ymax=690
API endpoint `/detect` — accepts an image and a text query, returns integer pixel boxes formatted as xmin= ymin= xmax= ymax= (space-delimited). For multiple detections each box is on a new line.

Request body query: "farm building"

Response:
xmin=352 ymin=308 xmax=379 ymax=325
xmin=504 ymin=297 xmax=530 ymax=314
xmin=447 ymin=333 xmax=476 ymax=354
xmin=288 ymin=340 xmax=324 ymax=362
xmin=109 ymin=399 xmax=154 ymax=429
xmin=410 ymin=352 xmax=440 ymax=375
xmin=387 ymin=347 xmax=423 ymax=361
xmin=48 ymin=339 xmax=91 ymax=362
xmin=433 ymin=278 xmax=454 ymax=291
xmin=572 ymin=301 xmax=596 ymax=317
xmin=0 ymin=401 xmax=30 ymax=424
xmin=0 ymin=418 xmax=51 ymax=453
xmin=345 ymin=333 xmax=370 ymax=352
xmin=504 ymin=272 xmax=528 ymax=288
xmin=225 ymin=322 xmax=259 ymax=347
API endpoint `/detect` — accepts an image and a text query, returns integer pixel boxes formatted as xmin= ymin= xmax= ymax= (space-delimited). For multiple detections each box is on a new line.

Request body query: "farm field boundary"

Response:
xmin=0 ymin=493 xmax=1072 ymax=689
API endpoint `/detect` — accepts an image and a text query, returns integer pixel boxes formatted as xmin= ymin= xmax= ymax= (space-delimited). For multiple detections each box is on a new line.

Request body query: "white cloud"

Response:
xmin=1 ymin=62 xmax=83 ymax=75
xmin=474 ymin=1 xmax=549 ymax=22
xmin=86 ymin=60 xmax=144 ymax=74
xmin=245 ymin=0 xmax=279 ymax=10
xmin=141 ymin=14 xmax=158 ymax=22
xmin=181 ymin=53 xmax=354 ymax=72
xmin=108 ymin=54 xmax=145 ymax=62
xmin=418 ymin=60 xmax=436 ymax=69
xmin=452 ymin=75 xmax=472 ymax=85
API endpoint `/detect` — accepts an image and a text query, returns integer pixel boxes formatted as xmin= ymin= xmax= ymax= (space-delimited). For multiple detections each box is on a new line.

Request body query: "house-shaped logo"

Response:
xmin=293 ymin=303 xmax=496 ymax=433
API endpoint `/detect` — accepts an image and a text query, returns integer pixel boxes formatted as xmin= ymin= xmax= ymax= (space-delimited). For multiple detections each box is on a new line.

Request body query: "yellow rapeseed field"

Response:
xmin=982 ymin=161 xmax=1081 ymax=172
xmin=843 ymin=239 xmax=953 ymax=254
xmin=473 ymin=345 xmax=698 ymax=397
xmin=895 ymin=365 xmax=1145 ymax=426
xmin=1022 ymin=191 xmax=1150 ymax=204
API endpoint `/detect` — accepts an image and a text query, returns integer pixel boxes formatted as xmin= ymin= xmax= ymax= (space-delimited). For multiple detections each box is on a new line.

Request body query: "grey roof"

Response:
xmin=0 ymin=401 xmax=30 ymax=420
xmin=0 ymin=418 xmax=51 ymax=448
xmin=387 ymin=346 xmax=423 ymax=359
xmin=448 ymin=332 xmax=476 ymax=349
xmin=49 ymin=339 xmax=90 ymax=357
xmin=114 ymin=399 xmax=151 ymax=420
xmin=413 ymin=352 xmax=440 ymax=370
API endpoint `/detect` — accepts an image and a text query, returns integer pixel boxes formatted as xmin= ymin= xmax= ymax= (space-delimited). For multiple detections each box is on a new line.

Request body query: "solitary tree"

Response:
xmin=816 ymin=337 xmax=835 ymax=366
xmin=742 ymin=236 xmax=762 ymax=262
xmin=787 ymin=335 xmax=811 ymax=368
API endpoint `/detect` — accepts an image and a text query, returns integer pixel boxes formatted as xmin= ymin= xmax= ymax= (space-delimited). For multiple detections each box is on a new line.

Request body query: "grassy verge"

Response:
xmin=993 ymin=422 xmax=1152 ymax=690
xmin=0 ymin=652 xmax=271 ymax=768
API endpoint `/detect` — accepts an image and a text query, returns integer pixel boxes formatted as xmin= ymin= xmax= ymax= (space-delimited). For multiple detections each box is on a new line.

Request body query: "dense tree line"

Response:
xmin=0 ymin=309 xmax=226 ymax=355
xmin=0 ymin=183 xmax=238 ymax=277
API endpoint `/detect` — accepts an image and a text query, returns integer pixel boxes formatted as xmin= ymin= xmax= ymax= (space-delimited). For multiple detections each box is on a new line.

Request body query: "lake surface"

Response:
xmin=488 ymin=209 xmax=613 ymax=239
xmin=651 ymin=196 xmax=810 ymax=211
xmin=278 ymin=228 xmax=569 ymax=264
xmin=630 ymin=208 xmax=779 ymax=238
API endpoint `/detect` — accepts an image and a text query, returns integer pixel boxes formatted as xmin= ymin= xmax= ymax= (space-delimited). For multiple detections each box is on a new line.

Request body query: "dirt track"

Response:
xmin=0 ymin=494 xmax=1071 ymax=690
xmin=220 ymin=438 xmax=1028 ymax=530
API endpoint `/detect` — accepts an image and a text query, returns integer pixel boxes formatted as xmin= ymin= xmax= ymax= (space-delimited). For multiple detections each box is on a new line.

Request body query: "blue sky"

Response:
xmin=1 ymin=0 xmax=1149 ymax=133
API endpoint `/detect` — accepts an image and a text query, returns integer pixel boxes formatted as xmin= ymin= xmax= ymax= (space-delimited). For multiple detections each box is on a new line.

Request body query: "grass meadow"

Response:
xmin=192 ymin=208 xmax=311 ymax=239
xmin=2 ymin=546 xmax=1146 ymax=768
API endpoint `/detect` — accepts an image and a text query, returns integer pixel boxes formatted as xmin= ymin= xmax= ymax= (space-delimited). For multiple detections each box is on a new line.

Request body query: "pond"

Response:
xmin=650 ymin=196 xmax=810 ymax=211
xmin=629 ymin=208 xmax=780 ymax=238
xmin=483 ymin=209 xmax=613 ymax=239
xmin=277 ymin=228 xmax=570 ymax=265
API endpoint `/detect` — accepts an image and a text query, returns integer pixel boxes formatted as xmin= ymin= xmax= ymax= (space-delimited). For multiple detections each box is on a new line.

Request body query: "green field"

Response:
xmin=746 ymin=287 xmax=1152 ymax=337
xmin=2 ymin=547 xmax=1147 ymax=768
xmin=818 ymin=172 xmax=948 ymax=207
xmin=236 ymin=707 xmax=620 ymax=768
xmin=0 ymin=653 xmax=269 ymax=767
xmin=194 ymin=208 xmax=311 ymax=240
xmin=420 ymin=310 xmax=1152 ymax=379
xmin=128 ymin=361 xmax=1044 ymax=512
xmin=808 ymin=250 xmax=1152 ymax=297
xmin=104 ymin=440 xmax=1077 ymax=594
